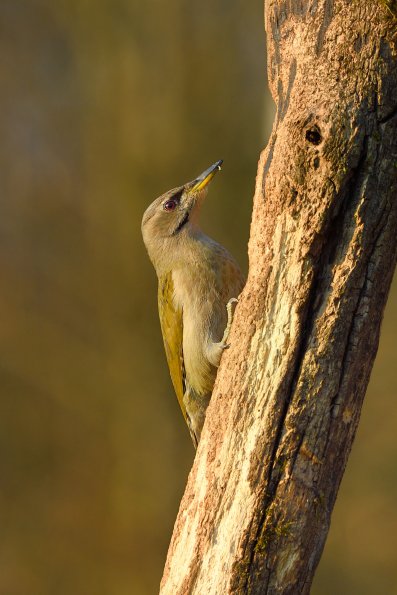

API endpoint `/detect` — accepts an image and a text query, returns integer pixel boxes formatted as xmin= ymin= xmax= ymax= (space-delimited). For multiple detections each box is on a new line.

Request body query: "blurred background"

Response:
xmin=0 ymin=0 xmax=395 ymax=593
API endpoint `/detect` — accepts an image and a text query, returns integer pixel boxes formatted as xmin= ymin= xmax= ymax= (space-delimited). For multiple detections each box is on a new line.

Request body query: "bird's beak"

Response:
xmin=190 ymin=160 xmax=223 ymax=192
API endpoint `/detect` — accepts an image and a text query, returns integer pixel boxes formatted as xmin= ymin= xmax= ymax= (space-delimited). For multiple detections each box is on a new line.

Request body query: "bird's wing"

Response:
xmin=158 ymin=272 xmax=187 ymax=422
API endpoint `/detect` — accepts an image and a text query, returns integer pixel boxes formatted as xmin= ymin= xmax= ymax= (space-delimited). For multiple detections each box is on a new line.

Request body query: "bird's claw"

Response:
xmin=221 ymin=297 xmax=239 ymax=346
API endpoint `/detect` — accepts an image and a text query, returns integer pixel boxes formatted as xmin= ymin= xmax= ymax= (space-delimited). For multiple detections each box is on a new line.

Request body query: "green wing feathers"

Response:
xmin=158 ymin=273 xmax=186 ymax=422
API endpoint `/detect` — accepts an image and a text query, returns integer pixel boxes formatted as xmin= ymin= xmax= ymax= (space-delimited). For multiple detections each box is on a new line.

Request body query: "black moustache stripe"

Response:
xmin=172 ymin=212 xmax=190 ymax=235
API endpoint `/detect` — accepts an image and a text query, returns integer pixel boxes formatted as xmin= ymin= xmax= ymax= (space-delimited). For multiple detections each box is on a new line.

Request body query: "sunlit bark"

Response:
xmin=161 ymin=2 xmax=397 ymax=593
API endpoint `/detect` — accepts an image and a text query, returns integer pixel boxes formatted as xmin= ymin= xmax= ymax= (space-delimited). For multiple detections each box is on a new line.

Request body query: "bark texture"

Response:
xmin=160 ymin=2 xmax=397 ymax=594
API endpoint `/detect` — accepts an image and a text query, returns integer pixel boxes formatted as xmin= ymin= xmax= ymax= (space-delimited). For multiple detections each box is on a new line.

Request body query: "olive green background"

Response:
xmin=0 ymin=1 xmax=396 ymax=594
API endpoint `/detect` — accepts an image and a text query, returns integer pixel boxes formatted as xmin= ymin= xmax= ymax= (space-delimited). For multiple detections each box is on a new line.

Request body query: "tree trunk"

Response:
xmin=160 ymin=2 xmax=397 ymax=593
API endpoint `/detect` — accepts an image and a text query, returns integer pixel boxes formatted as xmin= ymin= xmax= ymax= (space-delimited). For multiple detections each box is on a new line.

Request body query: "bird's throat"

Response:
xmin=172 ymin=211 xmax=190 ymax=235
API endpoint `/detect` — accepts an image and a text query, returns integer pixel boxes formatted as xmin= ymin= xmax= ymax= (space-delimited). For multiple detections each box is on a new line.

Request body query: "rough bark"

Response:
xmin=160 ymin=2 xmax=397 ymax=594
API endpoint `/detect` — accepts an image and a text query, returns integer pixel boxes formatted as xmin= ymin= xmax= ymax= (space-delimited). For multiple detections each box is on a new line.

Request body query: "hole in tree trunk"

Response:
xmin=306 ymin=126 xmax=322 ymax=145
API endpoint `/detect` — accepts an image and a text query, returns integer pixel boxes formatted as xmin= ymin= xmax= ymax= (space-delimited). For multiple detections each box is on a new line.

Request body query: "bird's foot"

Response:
xmin=220 ymin=297 xmax=239 ymax=349
xmin=206 ymin=298 xmax=239 ymax=367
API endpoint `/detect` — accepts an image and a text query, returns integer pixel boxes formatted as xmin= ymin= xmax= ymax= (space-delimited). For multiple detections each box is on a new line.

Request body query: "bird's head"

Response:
xmin=142 ymin=160 xmax=222 ymax=271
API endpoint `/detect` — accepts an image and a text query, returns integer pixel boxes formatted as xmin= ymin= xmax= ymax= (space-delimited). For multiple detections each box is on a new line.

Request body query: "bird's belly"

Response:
xmin=182 ymin=316 xmax=216 ymax=396
xmin=172 ymin=267 xmax=224 ymax=396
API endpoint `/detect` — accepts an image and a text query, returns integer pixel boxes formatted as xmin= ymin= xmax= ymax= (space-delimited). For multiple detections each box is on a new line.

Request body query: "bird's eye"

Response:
xmin=163 ymin=199 xmax=177 ymax=212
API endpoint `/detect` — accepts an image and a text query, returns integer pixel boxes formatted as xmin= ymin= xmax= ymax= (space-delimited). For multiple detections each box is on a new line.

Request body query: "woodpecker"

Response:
xmin=141 ymin=161 xmax=245 ymax=447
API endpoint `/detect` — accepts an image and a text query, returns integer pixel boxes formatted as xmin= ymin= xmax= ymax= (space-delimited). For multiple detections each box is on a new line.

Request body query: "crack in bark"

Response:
xmin=315 ymin=0 xmax=334 ymax=56
xmin=328 ymin=204 xmax=390 ymax=429
xmin=278 ymin=59 xmax=297 ymax=123
xmin=325 ymin=126 xmax=391 ymax=428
